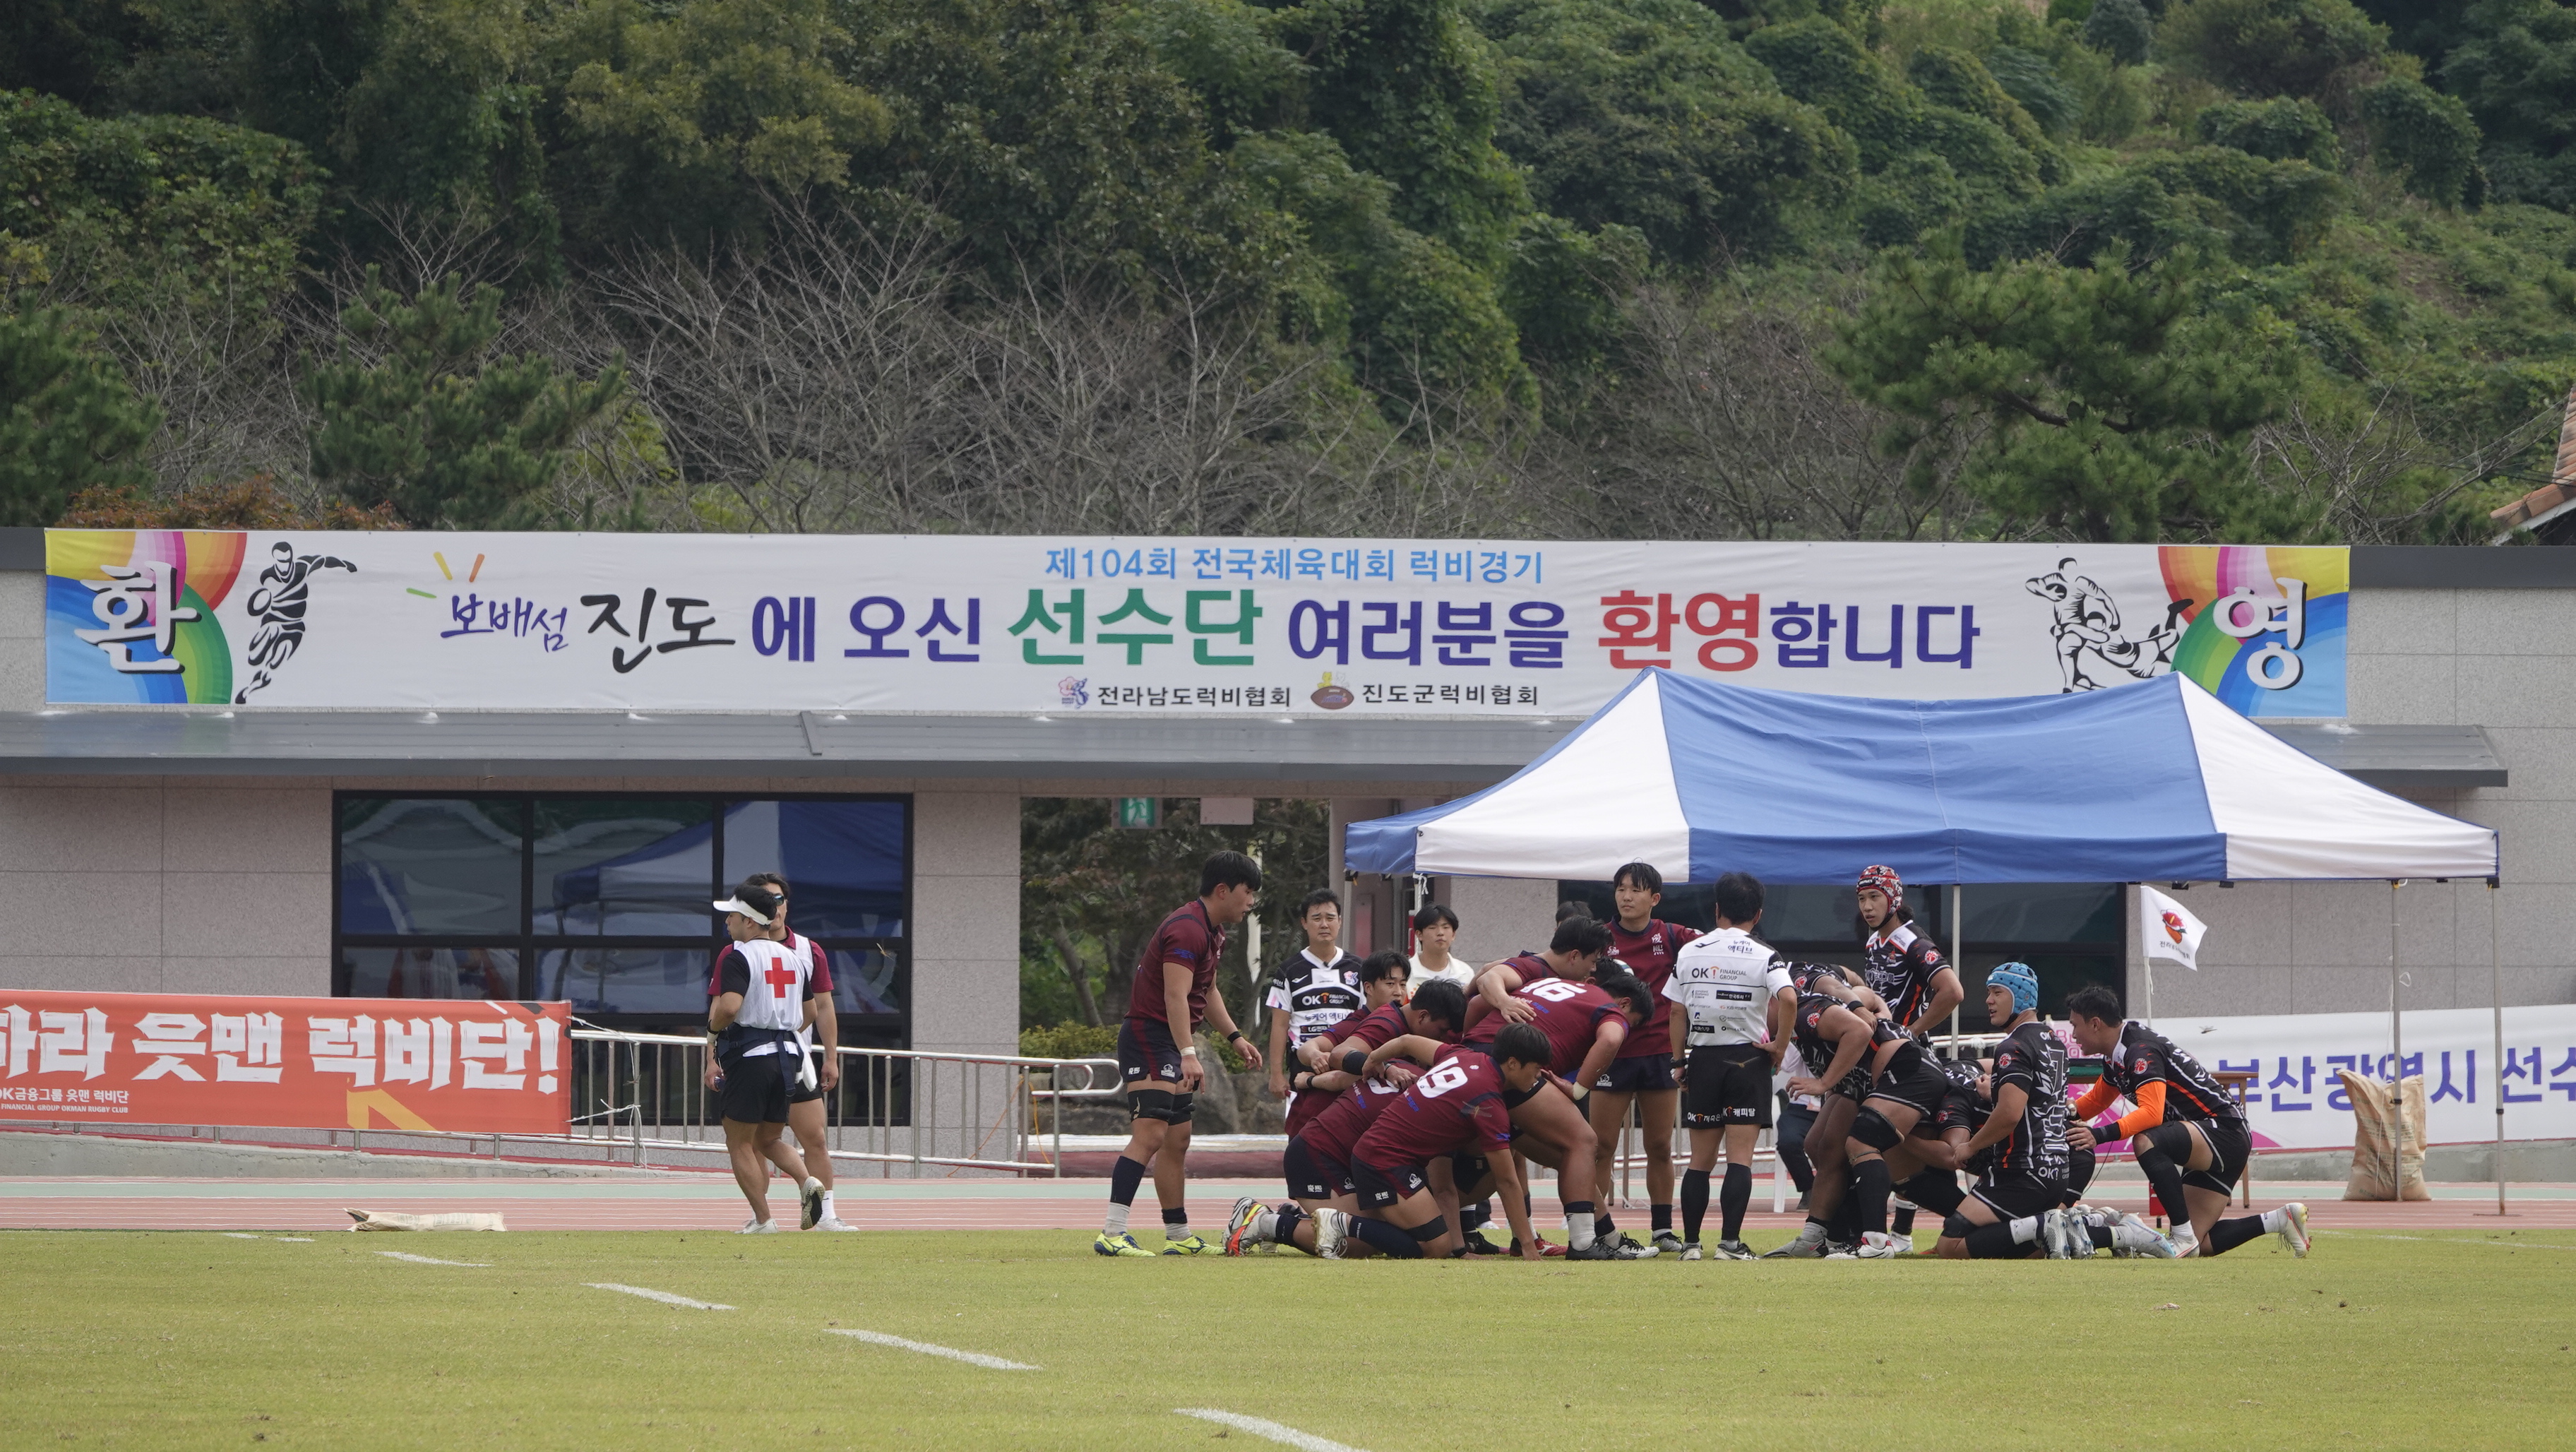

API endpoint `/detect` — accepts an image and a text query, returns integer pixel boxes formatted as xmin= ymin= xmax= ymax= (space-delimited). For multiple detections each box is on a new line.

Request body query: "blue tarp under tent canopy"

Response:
xmin=1342 ymin=670 xmax=2498 ymax=886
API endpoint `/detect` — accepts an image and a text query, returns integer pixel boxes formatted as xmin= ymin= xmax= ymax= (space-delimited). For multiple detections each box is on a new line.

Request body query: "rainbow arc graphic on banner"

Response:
xmin=44 ymin=530 xmax=244 ymax=704
xmin=2159 ymin=545 xmax=2348 ymax=718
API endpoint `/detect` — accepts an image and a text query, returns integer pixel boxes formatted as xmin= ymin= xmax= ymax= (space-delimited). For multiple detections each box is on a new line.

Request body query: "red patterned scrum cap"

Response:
xmin=1856 ymin=865 xmax=1902 ymax=906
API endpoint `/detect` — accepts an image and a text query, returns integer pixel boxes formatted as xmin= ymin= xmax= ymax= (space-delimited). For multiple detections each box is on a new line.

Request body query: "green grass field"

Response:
xmin=2 ymin=1227 xmax=2570 ymax=1450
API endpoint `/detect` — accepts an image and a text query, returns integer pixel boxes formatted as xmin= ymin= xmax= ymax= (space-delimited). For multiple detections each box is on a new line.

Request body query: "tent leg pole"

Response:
xmin=1948 ymin=884 xmax=1962 ymax=1052
xmin=2389 ymin=880 xmax=2404 ymax=1201
xmin=2492 ymin=879 xmax=2506 ymax=1217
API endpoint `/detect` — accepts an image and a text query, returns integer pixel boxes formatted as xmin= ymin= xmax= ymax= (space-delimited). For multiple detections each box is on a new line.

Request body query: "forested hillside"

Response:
xmin=6 ymin=0 xmax=2574 ymax=542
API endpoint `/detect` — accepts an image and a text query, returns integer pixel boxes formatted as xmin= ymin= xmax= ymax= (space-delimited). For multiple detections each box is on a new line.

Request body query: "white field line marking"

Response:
xmin=222 ymin=1232 xmax=260 ymax=1239
xmin=377 ymin=1251 xmax=491 ymax=1267
xmin=2317 ymin=1231 xmax=2576 ymax=1251
xmin=274 ymin=1237 xmax=314 ymax=1242
xmin=826 ymin=1328 xmax=1036 ymax=1371
xmin=585 ymin=1282 xmax=732 ymax=1310
xmin=1175 ymin=1409 xmax=1371 ymax=1452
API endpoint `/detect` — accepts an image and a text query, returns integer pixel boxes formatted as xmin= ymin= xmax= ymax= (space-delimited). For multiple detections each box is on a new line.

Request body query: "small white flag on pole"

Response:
xmin=2140 ymin=886 xmax=2208 ymax=971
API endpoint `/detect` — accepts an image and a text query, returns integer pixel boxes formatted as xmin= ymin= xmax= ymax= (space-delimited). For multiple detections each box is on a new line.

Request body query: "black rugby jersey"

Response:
xmin=1861 ymin=922 xmax=1950 ymax=1027
xmin=1789 ymin=987 xmax=1875 ymax=1100
xmin=2099 ymin=1020 xmax=2246 ymax=1125
xmin=1988 ymin=1021 xmax=2068 ymax=1181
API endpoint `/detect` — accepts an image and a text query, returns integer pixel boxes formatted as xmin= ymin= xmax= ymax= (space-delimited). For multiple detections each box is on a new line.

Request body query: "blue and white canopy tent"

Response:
xmin=1344 ymin=668 xmax=2507 ymax=1202
xmin=1343 ymin=670 xmax=2497 ymax=884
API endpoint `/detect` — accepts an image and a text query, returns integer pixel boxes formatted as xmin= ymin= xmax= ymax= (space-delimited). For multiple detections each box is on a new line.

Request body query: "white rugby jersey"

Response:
xmin=1665 ymin=926 xmax=1790 ymax=1047
xmin=724 ymin=938 xmax=813 ymax=1043
xmin=1267 ymin=948 xmax=1362 ymax=1046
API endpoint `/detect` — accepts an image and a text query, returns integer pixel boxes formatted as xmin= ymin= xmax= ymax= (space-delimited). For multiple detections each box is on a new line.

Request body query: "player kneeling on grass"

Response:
xmin=1931 ymin=965 xmax=2077 ymax=1261
xmin=1332 ymin=1026 xmax=1551 ymax=1261
xmin=1906 ymin=1057 xmax=2169 ymax=1259
xmin=2065 ymin=987 xmax=2308 ymax=1259
xmin=707 ymin=886 xmax=828 ymax=1234
xmin=1227 ymin=979 xmax=1470 ymax=1258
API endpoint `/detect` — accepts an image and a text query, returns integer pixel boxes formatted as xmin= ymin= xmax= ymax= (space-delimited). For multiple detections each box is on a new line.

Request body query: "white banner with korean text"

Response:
xmin=42 ymin=531 xmax=2350 ymax=717
xmin=2135 ymin=1004 xmax=2576 ymax=1152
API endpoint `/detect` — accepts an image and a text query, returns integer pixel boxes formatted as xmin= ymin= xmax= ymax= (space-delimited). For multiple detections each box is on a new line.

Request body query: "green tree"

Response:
xmin=1272 ymin=0 xmax=1531 ymax=273
xmin=2196 ymin=95 xmax=2344 ymax=166
xmin=1827 ymin=240 xmax=2317 ymax=541
xmin=303 ymin=268 xmax=626 ymax=528
xmin=2439 ymin=0 xmax=2576 ymax=210
xmin=2363 ymin=75 xmax=2486 ymax=205
xmin=2156 ymin=0 xmax=2391 ymax=98
xmin=1477 ymin=0 xmax=1856 ymax=267
xmin=2082 ymin=0 xmax=2156 ymax=64
xmin=0 ymin=304 xmax=160 ymax=527
xmin=552 ymin=0 xmax=890 ymax=252
xmin=0 ymin=89 xmax=323 ymax=304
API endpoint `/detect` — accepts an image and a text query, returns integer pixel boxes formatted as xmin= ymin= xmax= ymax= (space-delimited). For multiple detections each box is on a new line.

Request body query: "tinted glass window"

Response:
xmin=533 ymin=800 xmax=715 ymax=936
xmin=538 ymin=947 xmax=722 ymax=1016
xmin=822 ymin=946 xmax=904 ymax=1016
xmin=339 ymin=799 xmax=523 ymax=935
xmin=343 ymin=946 xmax=521 ymax=999
xmin=1962 ymin=883 xmax=2123 ymax=943
xmin=722 ymin=799 xmax=908 ymax=936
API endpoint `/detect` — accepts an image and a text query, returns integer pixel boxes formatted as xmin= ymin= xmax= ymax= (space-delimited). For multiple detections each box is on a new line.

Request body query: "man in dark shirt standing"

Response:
xmin=1591 ymin=861 xmax=1699 ymax=1255
xmin=1095 ymin=850 xmax=1267 ymax=1257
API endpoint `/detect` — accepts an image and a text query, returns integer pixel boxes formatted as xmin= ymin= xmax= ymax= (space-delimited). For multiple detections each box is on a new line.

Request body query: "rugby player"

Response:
xmin=1903 ymin=1057 xmax=2169 ymax=1258
xmin=1760 ymin=963 xmax=1887 ymax=1257
xmin=1931 ymin=963 xmax=2073 ymax=1260
xmin=1265 ymin=891 xmax=1362 ymax=1107
xmin=1856 ymin=865 xmax=1963 ymax=1039
xmin=1227 ymin=976 xmax=1469 ymax=1256
xmin=2066 ymin=987 xmax=2309 ymax=1258
xmin=1095 ymin=851 xmax=1265 ymax=1258
xmin=1842 ymin=955 xmax=1960 ymax=1258
xmin=1589 ymin=862 xmax=1700 ymax=1254
xmin=1337 ymin=1026 xmax=1551 ymax=1261
xmin=1666 ymin=871 xmax=1792 ymax=1260
xmin=1457 ymin=923 xmax=1654 ymax=1258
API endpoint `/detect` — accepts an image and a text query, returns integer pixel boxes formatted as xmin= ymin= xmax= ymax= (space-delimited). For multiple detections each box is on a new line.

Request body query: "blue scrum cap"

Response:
xmin=1988 ymin=962 xmax=2039 ymax=1014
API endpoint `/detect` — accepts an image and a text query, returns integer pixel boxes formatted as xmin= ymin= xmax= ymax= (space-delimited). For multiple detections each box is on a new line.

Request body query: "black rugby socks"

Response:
xmin=1720 ymin=1164 xmax=1753 ymax=1244
xmin=1681 ymin=1169 xmax=1711 ymax=1244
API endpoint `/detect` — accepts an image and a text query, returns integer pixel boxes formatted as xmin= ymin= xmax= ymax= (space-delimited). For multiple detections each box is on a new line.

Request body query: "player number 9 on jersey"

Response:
xmin=1415 ymin=1061 xmax=1472 ymax=1097
xmin=1526 ymin=979 xmax=1587 ymax=1003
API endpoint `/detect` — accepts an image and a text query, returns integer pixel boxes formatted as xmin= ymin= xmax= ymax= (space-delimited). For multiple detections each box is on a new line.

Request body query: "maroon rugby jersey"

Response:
xmin=1298 ymin=1073 xmax=1407 ymax=1167
xmin=1607 ymin=918 xmax=1698 ymax=1059
xmin=1352 ymin=1046 xmax=1515 ymax=1167
xmin=708 ymin=931 xmax=833 ymax=997
xmin=1124 ymin=900 xmax=1224 ymax=1032
xmin=1282 ymin=1002 xmax=1418 ymax=1136
xmin=1464 ymin=975 xmax=1621 ymax=1076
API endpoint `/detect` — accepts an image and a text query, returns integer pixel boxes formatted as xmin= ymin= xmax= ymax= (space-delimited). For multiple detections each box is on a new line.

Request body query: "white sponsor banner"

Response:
xmin=43 ymin=531 xmax=2350 ymax=715
xmin=2129 ymin=1004 xmax=2576 ymax=1151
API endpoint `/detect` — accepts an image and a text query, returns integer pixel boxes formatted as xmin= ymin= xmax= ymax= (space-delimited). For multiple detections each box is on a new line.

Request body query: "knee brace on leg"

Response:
xmin=1407 ymin=1215 xmax=1450 ymax=1244
xmin=2131 ymin=1121 xmax=2193 ymax=1163
xmin=1849 ymin=1107 xmax=1903 ymax=1153
xmin=1898 ymin=1171 xmax=1964 ymax=1217
xmin=1942 ymin=1213 xmax=1979 ymax=1241
xmin=1126 ymin=1089 xmax=1176 ymax=1123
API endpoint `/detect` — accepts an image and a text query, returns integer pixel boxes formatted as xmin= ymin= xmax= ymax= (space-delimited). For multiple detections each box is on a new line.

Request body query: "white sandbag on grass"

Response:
xmin=345 ymin=1208 xmax=508 ymax=1232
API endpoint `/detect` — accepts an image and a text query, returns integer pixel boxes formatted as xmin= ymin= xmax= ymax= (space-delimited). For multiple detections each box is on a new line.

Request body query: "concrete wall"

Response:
xmin=0 ymin=569 xmax=37 ymax=712
xmin=2135 ymin=588 xmax=2575 ymax=1019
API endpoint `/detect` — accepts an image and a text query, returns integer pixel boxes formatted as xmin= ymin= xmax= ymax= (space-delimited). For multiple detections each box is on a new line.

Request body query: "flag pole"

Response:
xmin=2491 ymin=876 xmax=2506 ymax=1217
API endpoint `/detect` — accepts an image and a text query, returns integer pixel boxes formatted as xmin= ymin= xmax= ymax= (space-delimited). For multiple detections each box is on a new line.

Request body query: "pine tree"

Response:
xmin=0 ymin=304 xmax=159 ymax=527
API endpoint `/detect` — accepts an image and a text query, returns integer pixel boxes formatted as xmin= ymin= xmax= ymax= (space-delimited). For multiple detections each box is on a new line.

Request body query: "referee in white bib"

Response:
xmin=708 ymin=884 xmax=826 ymax=1234
xmin=1667 ymin=871 xmax=1796 ymax=1260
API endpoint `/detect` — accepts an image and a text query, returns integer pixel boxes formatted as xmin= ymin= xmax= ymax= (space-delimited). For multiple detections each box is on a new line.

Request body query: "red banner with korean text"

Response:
xmin=0 ymin=991 xmax=570 ymax=1134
